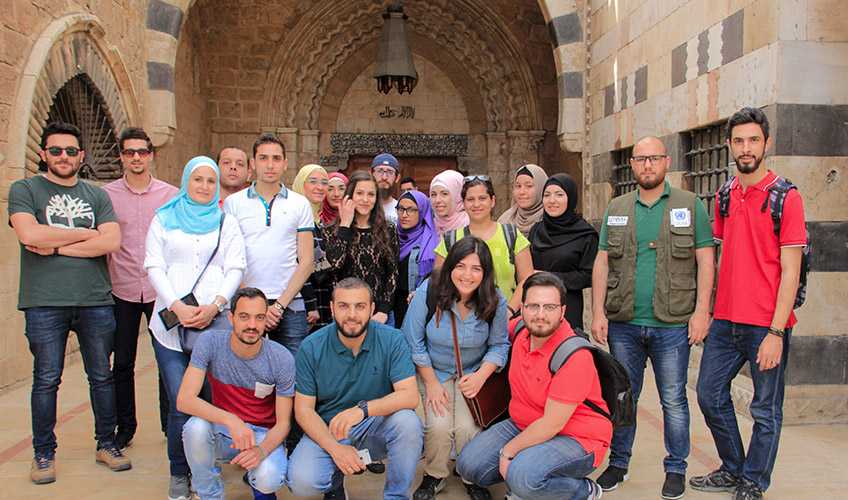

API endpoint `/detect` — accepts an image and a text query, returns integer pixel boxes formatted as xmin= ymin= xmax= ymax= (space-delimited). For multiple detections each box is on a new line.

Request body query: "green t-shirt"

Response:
xmin=7 ymin=176 xmax=117 ymax=309
xmin=434 ymin=223 xmax=530 ymax=300
xmin=599 ymin=183 xmax=713 ymax=327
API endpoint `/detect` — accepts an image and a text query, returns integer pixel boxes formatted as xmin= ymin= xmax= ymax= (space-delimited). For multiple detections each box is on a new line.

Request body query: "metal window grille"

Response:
xmin=46 ymin=75 xmax=122 ymax=180
xmin=612 ymin=146 xmax=635 ymax=196
xmin=683 ymin=122 xmax=731 ymax=219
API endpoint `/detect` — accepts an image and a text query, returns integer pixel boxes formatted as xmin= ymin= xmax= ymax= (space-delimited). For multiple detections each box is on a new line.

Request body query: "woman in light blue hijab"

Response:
xmin=144 ymin=156 xmax=247 ymax=499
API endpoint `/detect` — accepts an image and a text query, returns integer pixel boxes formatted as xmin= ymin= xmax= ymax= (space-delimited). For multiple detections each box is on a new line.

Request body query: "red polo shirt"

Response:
xmin=508 ymin=317 xmax=612 ymax=467
xmin=713 ymin=171 xmax=806 ymax=328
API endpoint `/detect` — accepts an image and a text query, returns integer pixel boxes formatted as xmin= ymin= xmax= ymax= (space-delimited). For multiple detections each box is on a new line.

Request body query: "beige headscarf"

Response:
xmin=292 ymin=164 xmax=328 ymax=224
xmin=497 ymin=164 xmax=548 ymax=236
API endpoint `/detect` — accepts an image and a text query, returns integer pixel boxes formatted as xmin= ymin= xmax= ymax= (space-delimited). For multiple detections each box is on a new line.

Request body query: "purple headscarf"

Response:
xmin=397 ymin=190 xmax=439 ymax=285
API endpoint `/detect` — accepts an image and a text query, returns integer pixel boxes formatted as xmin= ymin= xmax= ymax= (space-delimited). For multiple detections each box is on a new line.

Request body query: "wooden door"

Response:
xmin=344 ymin=156 xmax=459 ymax=198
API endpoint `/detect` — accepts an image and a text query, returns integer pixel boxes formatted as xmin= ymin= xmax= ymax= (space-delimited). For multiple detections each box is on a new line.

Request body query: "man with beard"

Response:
xmin=178 ymin=287 xmax=295 ymax=500
xmin=590 ymin=136 xmax=714 ymax=499
xmin=286 ymin=277 xmax=422 ymax=500
xmin=371 ymin=153 xmax=400 ymax=225
xmin=457 ymin=271 xmax=611 ymax=500
xmin=217 ymin=146 xmax=250 ymax=205
xmin=690 ymin=108 xmax=805 ymax=500
xmin=103 ymin=127 xmax=177 ymax=450
xmin=8 ymin=122 xmax=130 ymax=483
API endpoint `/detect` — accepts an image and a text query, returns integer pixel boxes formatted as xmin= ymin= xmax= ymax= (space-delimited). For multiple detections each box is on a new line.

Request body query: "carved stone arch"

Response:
xmin=262 ymin=0 xmax=541 ymax=133
xmin=8 ymin=14 xmax=140 ymax=178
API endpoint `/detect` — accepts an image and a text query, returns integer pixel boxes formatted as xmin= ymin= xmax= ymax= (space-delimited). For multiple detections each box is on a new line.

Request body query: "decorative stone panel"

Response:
xmin=319 ymin=133 xmax=468 ymax=169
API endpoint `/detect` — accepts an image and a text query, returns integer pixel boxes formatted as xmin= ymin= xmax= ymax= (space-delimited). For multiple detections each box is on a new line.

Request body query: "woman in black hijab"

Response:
xmin=528 ymin=173 xmax=598 ymax=330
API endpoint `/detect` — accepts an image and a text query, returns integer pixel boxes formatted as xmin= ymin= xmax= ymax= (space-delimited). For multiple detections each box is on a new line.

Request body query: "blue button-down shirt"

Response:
xmin=401 ymin=279 xmax=510 ymax=383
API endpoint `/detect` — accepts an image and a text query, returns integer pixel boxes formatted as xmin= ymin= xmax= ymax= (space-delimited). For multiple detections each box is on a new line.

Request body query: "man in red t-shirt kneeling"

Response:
xmin=456 ymin=272 xmax=611 ymax=500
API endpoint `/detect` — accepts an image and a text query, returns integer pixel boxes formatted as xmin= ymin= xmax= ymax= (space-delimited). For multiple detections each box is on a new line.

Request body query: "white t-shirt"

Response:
xmin=223 ymin=183 xmax=314 ymax=307
xmin=383 ymin=198 xmax=398 ymax=226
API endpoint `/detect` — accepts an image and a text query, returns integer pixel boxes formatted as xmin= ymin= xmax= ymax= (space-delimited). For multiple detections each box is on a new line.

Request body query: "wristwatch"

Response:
xmin=498 ymin=447 xmax=514 ymax=461
xmin=213 ymin=299 xmax=225 ymax=313
xmin=274 ymin=301 xmax=284 ymax=311
xmin=357 ymin=400 xmax=369 ymax=419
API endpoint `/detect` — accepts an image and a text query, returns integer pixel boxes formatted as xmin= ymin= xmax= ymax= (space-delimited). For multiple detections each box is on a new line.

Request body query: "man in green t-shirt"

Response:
xmin=8 ymin=122 xmax=129 ymax=485
xmin=590 ymin=136 xmax=715 ymax=500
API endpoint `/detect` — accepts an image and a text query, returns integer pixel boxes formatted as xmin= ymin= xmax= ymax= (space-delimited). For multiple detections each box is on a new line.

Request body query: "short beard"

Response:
xmin=234 ymin=328 xmax=262 ymax=345
xmin=337 ymin=320 xmax=369 ymax=339
xmin=734 ymin=153 xmax=763 ymax=174
xmin=636 ymin=170 xmax=665 ymax=190
xmin=526 ymin=322 xmax=560 ymax=339
xmin=47 ymin=161 xmax=81 ymax=179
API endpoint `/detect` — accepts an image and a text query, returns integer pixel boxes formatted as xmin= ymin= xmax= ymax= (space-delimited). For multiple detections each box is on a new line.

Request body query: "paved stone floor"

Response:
xmin=0 ymin=334 xmax=845 ymax=500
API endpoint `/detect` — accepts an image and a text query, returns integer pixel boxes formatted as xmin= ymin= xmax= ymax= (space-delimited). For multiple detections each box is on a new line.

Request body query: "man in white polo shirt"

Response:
xmin=223 ymin=133 xmax=315 ymax=359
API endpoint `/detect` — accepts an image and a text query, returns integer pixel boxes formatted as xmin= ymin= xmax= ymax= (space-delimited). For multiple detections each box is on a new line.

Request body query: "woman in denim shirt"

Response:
xmin=402 ymin=236 xmax=510 ymax=500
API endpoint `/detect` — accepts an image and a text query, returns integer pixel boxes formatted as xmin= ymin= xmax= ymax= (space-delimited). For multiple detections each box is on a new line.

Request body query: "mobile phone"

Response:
xmin=356 ymin=448 xmax=372 ymax=465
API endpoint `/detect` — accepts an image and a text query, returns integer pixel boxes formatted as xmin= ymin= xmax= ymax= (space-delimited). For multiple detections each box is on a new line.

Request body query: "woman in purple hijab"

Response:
xmin=394 ymin=190 xmax=440 ymax=326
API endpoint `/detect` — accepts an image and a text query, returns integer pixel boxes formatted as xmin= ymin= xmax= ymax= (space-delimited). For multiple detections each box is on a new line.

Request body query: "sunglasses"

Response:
xmin=45 ymin=146 xmax=81 ymax=157
xmin=463 ymin=174 xmax=491 ymax=185
xmin=121 ymin=148 xmax=152 ymax=158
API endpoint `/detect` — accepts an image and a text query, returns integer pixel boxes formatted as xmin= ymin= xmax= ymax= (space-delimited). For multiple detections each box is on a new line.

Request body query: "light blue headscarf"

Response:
xmin=156 ymin=156 xmax=222 ymax=234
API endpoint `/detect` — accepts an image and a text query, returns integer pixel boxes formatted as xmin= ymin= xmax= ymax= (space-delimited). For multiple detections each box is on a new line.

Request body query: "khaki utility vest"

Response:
xmin=604 ymin=187 xmax=698 ymax=324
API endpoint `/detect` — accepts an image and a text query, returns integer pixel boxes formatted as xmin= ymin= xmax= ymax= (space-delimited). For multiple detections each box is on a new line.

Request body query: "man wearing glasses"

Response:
xmin=371 ymin=153 xmax=400 ymax=226
xmin=103 ymin=127 xmax=178 ymax=450
xmin=457 ymin=271 xmax=611 ymax=500
xmin=591 ymin=136 xmax=714 ymax=499
xmin=8 ymin=122 xmax=131 ymax=484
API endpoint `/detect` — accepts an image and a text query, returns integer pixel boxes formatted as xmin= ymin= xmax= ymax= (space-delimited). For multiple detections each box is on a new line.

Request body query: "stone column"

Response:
xmin=298 ymin=129 xmax=319 ymax=166
xmin=485 ymin=132 xmax=509 ymax=215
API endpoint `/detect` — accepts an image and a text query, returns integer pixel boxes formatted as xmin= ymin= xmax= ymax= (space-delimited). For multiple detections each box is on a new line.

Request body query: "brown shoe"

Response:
xmin=30 ymin=453 xmax=56 ymax=484
xmin=95 ymin=444 xmax=132 ymax=471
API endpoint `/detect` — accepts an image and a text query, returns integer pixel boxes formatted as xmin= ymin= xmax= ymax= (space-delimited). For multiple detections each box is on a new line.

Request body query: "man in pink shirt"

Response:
xmin=103 ymin=127 xmax=177 ymax=450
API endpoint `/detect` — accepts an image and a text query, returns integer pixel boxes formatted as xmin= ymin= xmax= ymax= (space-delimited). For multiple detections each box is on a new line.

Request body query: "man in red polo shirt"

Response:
xmin=456 ymin=271 xmax=610 ymax=500
xmin=691 ymin=107 xmax=805 ymax=500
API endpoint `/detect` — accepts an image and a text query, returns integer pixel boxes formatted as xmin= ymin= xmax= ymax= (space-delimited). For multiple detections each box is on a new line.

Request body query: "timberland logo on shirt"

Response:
xmin=45 ymin=194 xmax=94 ymax=228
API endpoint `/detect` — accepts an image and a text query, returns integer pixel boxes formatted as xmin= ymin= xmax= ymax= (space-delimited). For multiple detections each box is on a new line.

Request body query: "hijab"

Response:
xmin=529 ymin=173 xmax=597 ymax=251
xmin=320 ymin=172 xmax=347 ymax=225
xmin=429 ymin=170 xmax=469 ymax=237
xmin=497 ymin=164 xmax=548 ymax=236
xmin=293 ymin=164 xmax=327 ymax=224
xmin=397 ymin=191 xmax=439 ymax=280
xmin=156 ymin=156 xmax=222 ymax=234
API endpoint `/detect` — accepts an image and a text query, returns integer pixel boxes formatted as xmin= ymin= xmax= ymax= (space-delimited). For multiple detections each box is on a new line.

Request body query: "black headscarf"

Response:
xmin=530 ymin=173 xmax=597 ymax=251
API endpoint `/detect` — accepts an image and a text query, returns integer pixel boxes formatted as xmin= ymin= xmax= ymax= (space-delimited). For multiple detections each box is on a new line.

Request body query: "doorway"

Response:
xmin=344 ymin=156 xmax=459 ymax=198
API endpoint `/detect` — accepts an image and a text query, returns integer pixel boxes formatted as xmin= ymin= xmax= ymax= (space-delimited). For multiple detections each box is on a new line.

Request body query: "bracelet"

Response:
xmin=498 ymin=447 xmax=513 ymax=461
xmin=767 ymin=327 xmax=785 ymax=338
xmin=256 ymin=444 xmax=266 ymax=459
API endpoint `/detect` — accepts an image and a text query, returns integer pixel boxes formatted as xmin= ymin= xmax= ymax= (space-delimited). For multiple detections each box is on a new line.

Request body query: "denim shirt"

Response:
xmin=408 ymin=246 xmax=423 ymax=290
xmin=401 ymin=278 xmax=510 ymax=383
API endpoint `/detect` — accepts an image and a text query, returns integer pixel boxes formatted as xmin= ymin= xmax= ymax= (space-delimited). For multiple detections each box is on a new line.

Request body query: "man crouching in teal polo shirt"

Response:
xmin=286 ymin=277 xmax=423 ymax=500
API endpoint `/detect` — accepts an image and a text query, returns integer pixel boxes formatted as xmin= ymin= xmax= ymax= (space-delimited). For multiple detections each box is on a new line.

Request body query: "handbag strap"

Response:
xmin=448 ymin=309 xmax=465 ymax=379
xmin=189 ymin=214 xmax=226 ymax=294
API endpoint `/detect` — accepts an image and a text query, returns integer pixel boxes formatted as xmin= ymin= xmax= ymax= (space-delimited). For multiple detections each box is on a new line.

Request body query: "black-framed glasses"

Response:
xmin=121 ymin=148 xmax=151 ymax=157
xmin=631 ymin=155 xmax=667 ymax=166
xmin=45 ymin=146 xmax=81 ymax=157
xmin=372 ymin=168 xmax=397 ymax=177
xmin=397 ymin=206 xmax=419 ymax=215
xmin=523 ymin=303 xmax=562 ymax=314
xmin=463 ymin=174 xmax=491 ymax=185
xmin=305 ymin=178 xmax=329 ymax=185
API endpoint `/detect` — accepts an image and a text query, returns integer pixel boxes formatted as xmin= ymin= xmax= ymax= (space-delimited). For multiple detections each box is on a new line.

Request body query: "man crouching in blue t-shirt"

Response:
xmin=177 ymin=287 xmax=296 ymax=500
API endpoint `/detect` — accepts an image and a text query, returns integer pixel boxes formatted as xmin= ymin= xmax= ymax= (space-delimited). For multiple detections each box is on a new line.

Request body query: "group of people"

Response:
xmin=8 ymin=105 xmax=802 ymax=500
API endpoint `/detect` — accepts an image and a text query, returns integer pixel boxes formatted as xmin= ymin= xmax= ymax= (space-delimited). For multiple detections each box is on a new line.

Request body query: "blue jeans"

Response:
xmin=607 ymin=322 xmax=690 ymax=474
xmin=696 ymin=319 xmax=790 ymax=491
xmin=152 ymin=335 xmax=210 ymax=475
xmin=183 ymin=416 xmax=287 ymax=499
xmin=456 ymin=419 xmax=596 ymax=500
xmin=266 ymin=305 xmax=309 ymax=359
xmin=25 ymin=306 xmax=117 ymax=455
xmin=286 ymin=410 xmax=423 ymax=500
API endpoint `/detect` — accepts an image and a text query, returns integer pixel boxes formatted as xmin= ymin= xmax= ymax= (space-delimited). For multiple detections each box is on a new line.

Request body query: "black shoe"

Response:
xmin=731 ymin=478 xmax=763 ymax=500
xmin=367 ymin=461 xmax=386 ymax=474
xmin=661 ymin=472 xmax=686 ymax=499
xmin=596 ymin=465 xmax=629 ymax=491
xmin=689 ymin=470 xmax=740 ymax=492
xmin=323 ymin=483 xmax=348 ymax=500
xmin=464 ymin=483 xmax=492 ymax=500
xmin=413 ymin=474 xmax=447 ymax=500
xmin=243 ymin=470 xmax=250 ymax=485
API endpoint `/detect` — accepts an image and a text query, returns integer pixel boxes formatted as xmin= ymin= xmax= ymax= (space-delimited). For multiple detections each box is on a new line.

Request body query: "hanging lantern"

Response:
xmin=374 ymin=3 xmax=418 ymax=94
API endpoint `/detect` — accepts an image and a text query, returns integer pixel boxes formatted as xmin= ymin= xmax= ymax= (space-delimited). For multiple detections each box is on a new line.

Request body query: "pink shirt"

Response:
xmin=103 ymin=175 xmax=178 ymax=302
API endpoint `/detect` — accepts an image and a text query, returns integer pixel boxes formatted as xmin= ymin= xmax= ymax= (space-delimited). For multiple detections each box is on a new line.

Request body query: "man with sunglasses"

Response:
xmin=103 ymin=127 xmax=178 ymax=450
xmin=371 ymin=153 xmax=400 ymax=226
xmin=591 ymin=135 xmax=714 ymax=499
xmin=8 ymin=122 xmax=131 ymax=484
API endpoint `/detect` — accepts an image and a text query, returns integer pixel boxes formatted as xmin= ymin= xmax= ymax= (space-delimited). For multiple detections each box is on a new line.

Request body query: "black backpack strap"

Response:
xmin=425 ymin=278 xmax=437 ymax=326
xmin=503 ymin=223 xmax=518 ymax=265
xmin=765 ymin=178 xmax=796 ymax=236
xmin=511 ymin=318 xmax=526 ymax=343
xmin=716 ymin=176 xmax=736 ymax=218
xmin=549 ymin=334 xmax=612 ymax=421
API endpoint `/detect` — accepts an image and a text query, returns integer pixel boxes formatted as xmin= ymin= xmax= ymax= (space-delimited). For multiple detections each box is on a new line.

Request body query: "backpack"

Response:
xmin=513 ymin=319 xmax=636 ymax=430
xmin=444 ymin=224 xmax=519 ymax=265
xmin=717 ymin=176 xmax=811 ymax=308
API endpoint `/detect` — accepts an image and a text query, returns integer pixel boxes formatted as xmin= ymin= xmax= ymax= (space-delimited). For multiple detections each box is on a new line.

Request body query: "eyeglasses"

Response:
xmin=305 ymin=178 xmax=329 ymax=185
xmin=463 ymin=174 xmax=491 ymax=185
xmin=523 ymin=303 xmax=562 ymax=314
xmin=45 ymin=146 xmax=81 ymax=157
xmin=397 ymin=206 xmax=419 ymax=215
xmin=631 ymin=155 xmax=667 ymax=166
xmin=121 ymin=148 xmax=151 ymax=157
xmin=372 ymin=168 xmax=397 ymax=177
